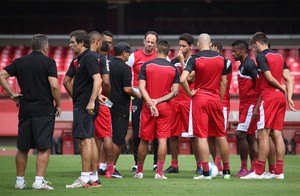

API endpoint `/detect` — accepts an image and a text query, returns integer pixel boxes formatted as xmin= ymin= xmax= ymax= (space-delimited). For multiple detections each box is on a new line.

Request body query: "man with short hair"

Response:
xmin=231 ymin=40 xmax=259 ymax=177
xmin=134 ymin=40 xmax=180 ymax=180
xmin=89 ymin=31 xmax=114 ymax=178
xmin=64 ymin=30 xmax=102 ymax=188
xmin=0 ymin=34 xmax=61 ymax=190
xmin=126 ymin=31 xmax=160 ymax=172
xmin=180 ymin=33 xmax=231 ymax=180
xmin=164 ymin=33 xmax=199 ymax=174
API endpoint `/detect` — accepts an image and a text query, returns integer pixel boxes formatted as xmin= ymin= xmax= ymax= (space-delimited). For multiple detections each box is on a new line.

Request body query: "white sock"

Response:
xmin=35 ymin=176 xmax=44 ymax=184
xmin=80 ymin=172 xmax=90 ymax=183
xmin=16 ymin=176 xmax=24 ymax=184
xmin=99 ymin=163 xmax=107 ymax=170
xmin=90 ymin=172 xmax=98 ymax=181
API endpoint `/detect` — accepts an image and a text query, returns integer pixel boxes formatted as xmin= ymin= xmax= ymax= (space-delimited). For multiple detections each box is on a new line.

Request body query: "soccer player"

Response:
xmin=0 ymin=34 xmax=61 ymax=190
xmin=126 ymin=31 xmax=159 ymax=172
xmin=241 ymin=32 xmax=296 ymax=180
xmin=180 ymin=33 xmax=231 ymax=180
xmin=108 ymin=42 xmax=141 ymax=178
xmin=134 ymin=40 xmax=180 ymax=179
xmin=89 ymin=31 xmax=114 ymax=178
xmin=64 ymin=30 xmax=102 ymax=188
xmin=164 ymin=33 xmax=199 ymax=174
xmin=208 ymin=41 xmax=232 ymax=175
xmin=231 ymin=40 xmax=258 ymax=177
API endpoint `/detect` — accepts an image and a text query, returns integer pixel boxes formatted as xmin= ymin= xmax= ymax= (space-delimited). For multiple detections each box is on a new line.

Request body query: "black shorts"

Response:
xmin=112 ymin=116 xmax=129 ymax=145
xmin=73 ymin=108 xmax=98 ymax=139
xmin=17 ymin=115 xmax=55 ymax=151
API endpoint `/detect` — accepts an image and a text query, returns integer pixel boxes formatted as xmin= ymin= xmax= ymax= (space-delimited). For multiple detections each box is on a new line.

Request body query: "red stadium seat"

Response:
xmin=288 ymin=49 xmax=298 ymax=59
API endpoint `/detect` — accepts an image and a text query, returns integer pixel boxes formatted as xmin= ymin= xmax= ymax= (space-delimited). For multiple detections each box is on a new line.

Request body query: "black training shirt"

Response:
xmin=66 ymin=50 xmax=100 ymax=109
xmin=109 ymin=57 xmax=132 ymax=118
xmin=4 ymin=50 xmax=57 ymax=117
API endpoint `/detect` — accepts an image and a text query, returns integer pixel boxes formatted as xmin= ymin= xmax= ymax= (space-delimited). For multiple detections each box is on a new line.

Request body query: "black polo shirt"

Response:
xmin=4 ymin=50 xmax=57 ymax=117
xmin=66 ymin=50 xmax=100 ymax=109
xmin=109 ymin=57 xmax=132 ymax=118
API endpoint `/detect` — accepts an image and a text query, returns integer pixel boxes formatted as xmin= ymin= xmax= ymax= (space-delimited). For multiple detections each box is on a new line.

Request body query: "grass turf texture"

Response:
xmin=1 ymin=155 xmax=300 ymax=195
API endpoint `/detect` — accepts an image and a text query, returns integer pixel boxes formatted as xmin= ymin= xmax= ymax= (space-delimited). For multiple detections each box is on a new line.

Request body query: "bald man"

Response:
xmin=180 ymin=33 xmax=231 ymax=180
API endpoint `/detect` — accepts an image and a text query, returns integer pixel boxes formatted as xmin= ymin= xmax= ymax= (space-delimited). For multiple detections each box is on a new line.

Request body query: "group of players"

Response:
xmin=0 ymin=30 xmax=296 ymax=190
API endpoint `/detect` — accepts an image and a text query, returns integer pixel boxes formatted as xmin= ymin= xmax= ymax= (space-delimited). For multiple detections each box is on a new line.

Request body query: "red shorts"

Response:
xmin=257 ymin=98 xmax=286 ymax=131
xmin=191 ymin=98 xmax=226 ymax=138
xmin=237 ymin=104 xmax=257 ymax=135
xmin=139 ymin=103 xmax=172 ymax=141
xmin=170 ymin=102 xmax=190 ymax=136
xmin=94 ymin=106 xmax=112 ymax=138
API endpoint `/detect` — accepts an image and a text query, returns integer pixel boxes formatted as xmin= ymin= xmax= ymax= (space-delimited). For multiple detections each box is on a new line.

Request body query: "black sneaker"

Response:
xmin=98 ymin=168 xmax=107 ymax=176
xmin=164 ymin=166 xmax=179 ymax=173
xmin=111 ymin=169 xmax=124 ymax=178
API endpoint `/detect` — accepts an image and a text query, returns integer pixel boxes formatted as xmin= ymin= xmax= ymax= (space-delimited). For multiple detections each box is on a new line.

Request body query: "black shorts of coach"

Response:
xmin=112 ymin=115 xmax=129 ymax=145
xmin=73 ymin=107 xmax=98 ymax=139
xmin=17 ymin=115 xmax=55 ymax=151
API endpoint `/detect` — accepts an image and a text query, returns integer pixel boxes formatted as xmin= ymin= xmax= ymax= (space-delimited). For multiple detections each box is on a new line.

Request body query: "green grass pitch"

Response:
xmin=1 ymin=154 xmax=300 ymax=195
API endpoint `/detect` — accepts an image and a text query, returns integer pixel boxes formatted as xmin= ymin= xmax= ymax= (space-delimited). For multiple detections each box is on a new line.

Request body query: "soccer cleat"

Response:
xmin=88 ymin=179 xmax=102 ymax=187
xmin=131 ymin=165 xmax=137 ymax=173
xmin=164 ymin=166 xmax=179 ymax=173
xmin=263 ymin=172 xmax=276 ymax=179
xmin=154 ymin=174 xmax=168 ymax=180
xmin=66 ymin=178 xmax=92 ymax=188
xmin=32 ymin=180 xmax=54 ymax=190
xmin=193 ymin=175 xmax=212 ymax=180
xmin=217 ymin=171 xmax=223 ymax=176
xmin=275 ymin=173 xmax=285 ymax=180
xmin=98 ymin=168 xmax=106 ymax=176
xmin=235 ymin=168 xmax=249 ymax=177
xmin=111 ymin=169 xmax=124 ymax=179
xmin=134 ymin=172 xmax=144 ymax=179
xmin=153 ymin=164 xmax=157 ymax=172
xmin=15 ymin=182 xmax=26 ymax=190
xmin=240 ymin=171 xmax=264 ymax=179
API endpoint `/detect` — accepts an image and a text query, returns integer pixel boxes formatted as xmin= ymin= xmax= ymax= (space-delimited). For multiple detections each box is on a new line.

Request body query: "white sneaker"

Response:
xmin=263 ymin=172 xmax=276 ymax=179
xmin=66 ymin=178 xmax=92 ymax=188
xmin=193 ymin=175 xmax=212 ymax=180
xmin=32 ymin=180 xmax=54 ymax=190
xmin=15 ymin=182 xmax=26 ymax=190
xmin=240 ymin=171 xmax=264 ymax=179
xmin=222 ymin=174 xmax=230 ymax=180
xmin=134 ymin=172 xmax=144 ymax=179
xmin=217 ymin=171 xmax=223 ymax=176
xmin=154 ymin=174 xmax=167 ymax=180
xmin=275 ymin=173 xmax=285 ymax=180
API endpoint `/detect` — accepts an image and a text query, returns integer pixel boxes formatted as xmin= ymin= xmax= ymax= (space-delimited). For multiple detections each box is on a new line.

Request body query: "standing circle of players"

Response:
xmin=2 ymin=30 xmax=299 ymax=190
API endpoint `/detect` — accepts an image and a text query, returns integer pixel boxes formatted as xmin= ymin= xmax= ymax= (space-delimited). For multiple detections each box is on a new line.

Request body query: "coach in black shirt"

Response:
xmin=108 ymin=42 xmax=141 ymax=178
xmin=0 ymin=34 xmax=61 ymax=190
